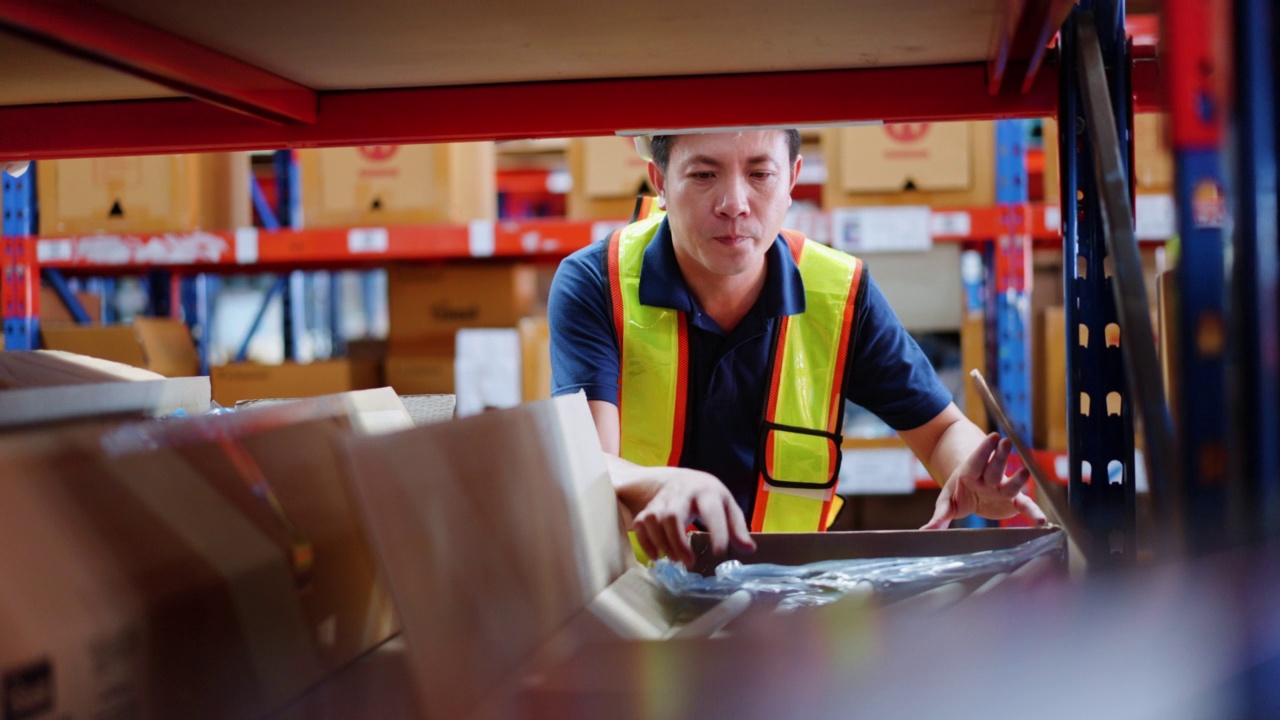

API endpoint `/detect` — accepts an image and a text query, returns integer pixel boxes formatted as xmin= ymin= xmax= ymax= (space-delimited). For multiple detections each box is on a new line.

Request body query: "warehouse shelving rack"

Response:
xmin=0 ymin=0 xmax=1269 ymax=559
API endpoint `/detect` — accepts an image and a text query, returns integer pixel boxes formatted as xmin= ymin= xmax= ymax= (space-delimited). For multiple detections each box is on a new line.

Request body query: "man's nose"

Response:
xmin=715 ymin=175 xmax=750 ymax=218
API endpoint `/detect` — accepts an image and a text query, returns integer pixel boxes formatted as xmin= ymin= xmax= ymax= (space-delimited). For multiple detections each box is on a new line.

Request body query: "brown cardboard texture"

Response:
xmin=298 ymin=142 xmax=496 ymax=227
xmin=40 ymin=318 xmax=199 ymax=377
xmin=38 ymin=152 xmax=250 ymax=235
xmin=39 ymin=283 xmax=102 ymax=326
xmin=0 ymin=357 xmax=209 ymax=429
xmin=385 ymin=353 xmax=455 ymax=395
xmin=824 ymin=121 xmax=995 ymax=208
xmin=0 ymin=428 xmax=321 ymax=720
xmin=340 ymin=393 xmax=628 ymax=719
xmin=0 ymin=349 xmax=161 ymax=388
xmin=566 ymin=138 xmax=649 ymax=219
xmin=387 ymin=262 xmax=537 ymax=346
xmin=210 ymin=359 xmax=379 ymax=407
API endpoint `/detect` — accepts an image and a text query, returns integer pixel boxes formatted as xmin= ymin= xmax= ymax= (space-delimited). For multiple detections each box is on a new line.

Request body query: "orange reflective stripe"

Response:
xmin=751 ymin=313 xmax=793 ymax=533
xmin=781 ymin=229 xmax=805 ymax=264
xmin=608 ymin=229 xmax=625 ymax=355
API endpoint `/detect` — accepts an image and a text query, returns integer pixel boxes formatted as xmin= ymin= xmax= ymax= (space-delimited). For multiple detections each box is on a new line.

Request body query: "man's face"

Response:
xmin=650 ymin=131 xmax=801 ymax=280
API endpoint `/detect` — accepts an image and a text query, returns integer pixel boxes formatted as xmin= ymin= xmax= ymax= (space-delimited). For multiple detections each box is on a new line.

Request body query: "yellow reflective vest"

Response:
xmin=607 ymin=213 xmax=865 ymax=532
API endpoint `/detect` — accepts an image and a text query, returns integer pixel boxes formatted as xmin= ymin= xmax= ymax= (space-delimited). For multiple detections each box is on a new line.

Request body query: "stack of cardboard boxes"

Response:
xmin=384 ymin=262 xmax=552 ymax=414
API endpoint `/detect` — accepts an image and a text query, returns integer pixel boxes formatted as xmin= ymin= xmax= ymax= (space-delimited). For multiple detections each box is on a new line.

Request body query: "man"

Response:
xmin=549 ymin=129 xmax=1043 ymax=568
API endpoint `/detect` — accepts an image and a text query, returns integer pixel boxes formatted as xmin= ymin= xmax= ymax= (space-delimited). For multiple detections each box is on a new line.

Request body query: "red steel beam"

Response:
xmin=0 ymin=63 xmax=1066 ymax=160
xmin=0 ymin=0 xmax=316 ymax=124
xmin=1018 ymin=0 xmax=1077 ymax=93
xmin=0 ymin=57 xmax=1164 ymax=161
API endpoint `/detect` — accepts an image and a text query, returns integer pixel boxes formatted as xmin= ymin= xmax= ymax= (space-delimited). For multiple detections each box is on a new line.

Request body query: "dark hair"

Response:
xmin=649 ymin=130 xmax=802 ymax=174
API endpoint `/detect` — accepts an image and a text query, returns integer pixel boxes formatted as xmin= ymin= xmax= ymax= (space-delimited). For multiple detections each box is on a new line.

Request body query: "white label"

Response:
xmin=831 ymin=206 xmax=932 ymax=254
xmin=235 ymin=227 xmax=259 ymax=264
xmin=454 ymin=328 xmax=522 ymax=417
xmin=929 ymin=211 xmax=971 ymax=238
xmin=1045 ymin=205 xmax=1062 ymax=233
xmin=838 ymin=448 xmax=916 ymax=495
xmin=468 ymin=220 xmax=495 ymax=257
xmin=1135 ymin=194 xmax=1176 ymax=241
xmin=347 ymin=227 xmax=389 ymax=254
xmin=36 ymin=239 xmax=73 ymax=263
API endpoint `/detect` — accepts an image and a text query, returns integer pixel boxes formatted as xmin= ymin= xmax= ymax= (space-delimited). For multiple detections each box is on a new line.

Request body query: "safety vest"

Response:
xmin=607 ymin=213 xmax=865 ymax=532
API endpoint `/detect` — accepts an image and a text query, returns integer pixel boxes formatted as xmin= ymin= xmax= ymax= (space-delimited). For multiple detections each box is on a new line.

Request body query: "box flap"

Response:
xmin=133 ymin=316 xmax=200 ymax=377
xmin=0 ymin=349 xmax=163 ymax=388
xmin=40 ymin=324 xmax=148 ymax=368
xmin=0 ymin=376 xmax=210 ymax=428
xmin=340 ymin=392 xmax=625 ymax=719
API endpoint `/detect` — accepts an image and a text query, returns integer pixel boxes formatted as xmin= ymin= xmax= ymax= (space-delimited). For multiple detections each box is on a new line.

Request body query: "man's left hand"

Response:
xmin=922 ymin=432 xmax=1046 ymax=529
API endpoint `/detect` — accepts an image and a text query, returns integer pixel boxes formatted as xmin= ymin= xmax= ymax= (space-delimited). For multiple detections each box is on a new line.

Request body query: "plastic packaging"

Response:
xmin=652 ymin=532 xmax=1065 ymax=612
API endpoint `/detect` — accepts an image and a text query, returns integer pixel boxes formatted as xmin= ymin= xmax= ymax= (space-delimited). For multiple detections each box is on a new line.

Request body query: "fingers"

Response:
xmin=696 ymin=493 xmax=730 ymax=556
xmin=981 ymin=437 xmax=1013 ymax=489
xmin=999 ymin=466 xmax=1032 ymax=498
xmin=725 ymin=496 xmax=757 ymax=552
xmin=661 ymin=514 xmax=693 ymax=567
xmin=921 ymin=486 xmax=958 ymax=530
xmin=957 ymin=432 xmax=1000 ymax=483
xmin=1012 ymin=492 xmax=1048 ymax=526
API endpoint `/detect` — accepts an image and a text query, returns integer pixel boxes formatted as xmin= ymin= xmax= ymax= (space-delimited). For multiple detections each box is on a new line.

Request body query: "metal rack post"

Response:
xmin=1227 ymin=0 xmax=1280 ymax=543
xmin=2 ymin=165 xmax=38 ymax=350
xmin=1057 ymin=0 xmax=1138 ymax=565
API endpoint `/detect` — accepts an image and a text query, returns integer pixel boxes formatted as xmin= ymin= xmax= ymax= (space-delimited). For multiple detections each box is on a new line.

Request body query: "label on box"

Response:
xmin=831 ymin=206 xmax=932 ymax=254
xmin=347 ymin=228 xmax=389 ymax=254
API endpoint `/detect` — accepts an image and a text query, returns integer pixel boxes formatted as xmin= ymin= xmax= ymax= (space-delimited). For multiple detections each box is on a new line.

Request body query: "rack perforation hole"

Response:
xmin=1106 ymin=392 xmax=1122 ymax=416
xmin=1107 ymin=459 xmax=1123 ymax=485
xmin=1105 ymin=323 xmax=1121 ymax=348
xmin=1080 ymin=392 xmax=1091 ymax=416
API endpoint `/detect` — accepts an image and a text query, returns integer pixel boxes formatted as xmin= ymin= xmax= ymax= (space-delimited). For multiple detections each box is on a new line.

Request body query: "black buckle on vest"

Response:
xmin=755 ymin=420 xmax=844 ymax=491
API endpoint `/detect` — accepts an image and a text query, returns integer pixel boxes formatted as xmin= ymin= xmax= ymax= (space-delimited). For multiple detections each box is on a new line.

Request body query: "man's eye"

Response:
xmin=752 ymin=172 xmax=774 ymax=180
xmin=691 ymin=172 xmax=715 ymax=180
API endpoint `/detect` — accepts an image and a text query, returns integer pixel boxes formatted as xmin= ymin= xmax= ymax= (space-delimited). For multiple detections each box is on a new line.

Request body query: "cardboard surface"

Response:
xmin=210 ymin=360 xmax=380 ymax=407
xmin=0 ymin=349 xmax=162 ymax=388
xmin=340 ymin=394 xmax=626 ymax=720
xmin=298 ymin=142 xmax=495 ymax=228
xmin=39 ymin=283 xmax=103 ymax=326
xmin=0 ymin=374 xmax=210 ymax=428
xmin=41 ymin=319 xmax=199 ymax=377
xmin=824 ymin=121 xmax=995 ymax=208
xmin=37 ymin=153 xmax=250 ymax=235
xmin=0 ymin=427 xmax=320 ymax=719
xmin=385 ymin=353 xmax=455 ymax=395
xmin=580 ymin=136 xmax=652 ymax=198
xmin=1037 ymin=306 xmax=1068 ymax=451
xmin=387 ymin=262 xmax=538 ymax=347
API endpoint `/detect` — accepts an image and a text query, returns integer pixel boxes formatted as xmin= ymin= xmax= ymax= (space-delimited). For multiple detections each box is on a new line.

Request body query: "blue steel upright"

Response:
xmin=1058 ymin=1 xmax=1138 ymax=564
xmin=994 ymin=119 xmax=1032 ymax=441
xmin=1228 ymin=0 xmax=1279 ymax=544
xmin=2 ymin=163 xmax=39 ymax=350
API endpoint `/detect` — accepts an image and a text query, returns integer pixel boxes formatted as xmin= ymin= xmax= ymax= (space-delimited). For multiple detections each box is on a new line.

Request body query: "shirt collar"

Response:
xmin=637 ymin=217 xmax=806 ymax=318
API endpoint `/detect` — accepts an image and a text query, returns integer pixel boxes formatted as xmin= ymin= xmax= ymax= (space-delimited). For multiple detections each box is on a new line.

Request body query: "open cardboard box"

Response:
xmin=0 ymin=388 xmax=413 ymax=720
xmin=333 ymin=392 xmax=1067 ymax=719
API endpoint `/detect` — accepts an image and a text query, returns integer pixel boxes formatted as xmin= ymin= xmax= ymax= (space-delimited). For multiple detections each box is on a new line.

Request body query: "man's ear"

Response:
xmin=789 ymin=155 xmax=803 ymax=196
xmin=647 ymin=161 xmax=666 ymax=206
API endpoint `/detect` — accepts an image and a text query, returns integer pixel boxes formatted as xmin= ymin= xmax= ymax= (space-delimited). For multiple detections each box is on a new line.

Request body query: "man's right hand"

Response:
xmin=608 ymin=458 xmax=756 ymax=568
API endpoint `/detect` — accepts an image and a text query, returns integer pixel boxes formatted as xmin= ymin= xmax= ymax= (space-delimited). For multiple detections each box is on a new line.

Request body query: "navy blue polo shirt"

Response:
xmin=548 ymin=218 xmax=951 ymax=515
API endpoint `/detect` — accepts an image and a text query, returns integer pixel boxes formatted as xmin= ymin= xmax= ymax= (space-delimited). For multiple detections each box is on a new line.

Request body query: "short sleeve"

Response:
xmin=548 ymin=241 xmax=622 ymax=405
xmin=844 ymin=272 xmax=953 ymax=430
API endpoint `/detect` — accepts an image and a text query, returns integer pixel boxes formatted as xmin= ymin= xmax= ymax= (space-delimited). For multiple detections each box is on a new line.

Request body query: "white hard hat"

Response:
xmin=632 ymin=135 xmax=654 ymax=162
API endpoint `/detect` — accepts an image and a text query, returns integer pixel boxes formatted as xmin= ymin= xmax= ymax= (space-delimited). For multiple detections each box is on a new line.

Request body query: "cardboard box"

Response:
xmin=38 ymin=153 xmax=250 ymax=235
xmin=338 ymin=393 xmax=1068 ymax=719
xmin=1035 ymin=306 xmax=1068 ymax=451
xmin=40 ymin=317 xmax=200 ymax=378
xmin=385 ymin=354 xmax=455 ymax=395
xmin=0 ymin=350 xmax=210 ymax=428
xmin=210 ymin=359 xmax=380 ymax=407
xmin=566 ymin=138 xmax=649 ymax=220
xmin=824 ymin=121 xmax=995 ymax=208
xmin=387 ymin=262 xmax=537 ymax=349
xmin=298 ymin=143 xmax=495 ymax=228
xmin=385 ymin=316 xmax=551 ymax=409
xmin=1043 ymin=114 xmax=1172 ymax=203
xmin=0 ymin=427 xmax=321 ymax=719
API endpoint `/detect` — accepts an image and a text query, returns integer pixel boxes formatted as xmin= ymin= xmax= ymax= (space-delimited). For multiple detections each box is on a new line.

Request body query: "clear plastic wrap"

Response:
xmin=652 ymin=532 xmax=1065 ymax=612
